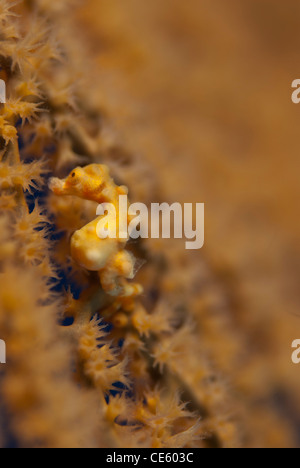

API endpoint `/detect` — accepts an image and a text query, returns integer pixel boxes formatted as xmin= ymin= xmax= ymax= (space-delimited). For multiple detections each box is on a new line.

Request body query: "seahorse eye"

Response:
xmin=72 ymin=172 xmax=76 ymax=178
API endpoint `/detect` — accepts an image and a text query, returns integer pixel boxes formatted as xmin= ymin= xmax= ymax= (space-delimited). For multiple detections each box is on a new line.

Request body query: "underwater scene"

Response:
xmin=0 ymin=0 xmax=300 ymax=449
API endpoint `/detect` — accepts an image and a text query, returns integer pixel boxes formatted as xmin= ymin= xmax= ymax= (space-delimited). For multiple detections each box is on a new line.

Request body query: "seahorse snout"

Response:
xmin=48 ymin=177 xmax=67 ymax=195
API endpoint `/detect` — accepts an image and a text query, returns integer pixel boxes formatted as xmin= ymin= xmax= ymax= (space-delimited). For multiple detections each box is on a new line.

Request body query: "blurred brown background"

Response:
xmin=77 ymin=0 xmax=300 ymax=446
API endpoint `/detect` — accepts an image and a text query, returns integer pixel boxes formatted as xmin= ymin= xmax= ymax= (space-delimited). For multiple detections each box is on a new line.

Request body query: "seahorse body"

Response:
xmin=49 ymin=164 xmax=143 ymax=298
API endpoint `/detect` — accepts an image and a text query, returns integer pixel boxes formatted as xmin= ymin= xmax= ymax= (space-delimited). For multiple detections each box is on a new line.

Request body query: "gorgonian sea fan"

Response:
xmin=0 ymin=0 xmax=293 ymax=449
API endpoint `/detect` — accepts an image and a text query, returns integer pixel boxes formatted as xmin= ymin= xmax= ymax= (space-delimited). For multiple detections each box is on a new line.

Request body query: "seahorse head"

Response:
xmin=49 ymin=164 xmax=116 ymax=201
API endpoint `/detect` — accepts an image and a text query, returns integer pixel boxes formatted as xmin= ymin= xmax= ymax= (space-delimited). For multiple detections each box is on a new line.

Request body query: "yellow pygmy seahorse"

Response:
xmin=49 ymin=164 xmax=143 ymax=298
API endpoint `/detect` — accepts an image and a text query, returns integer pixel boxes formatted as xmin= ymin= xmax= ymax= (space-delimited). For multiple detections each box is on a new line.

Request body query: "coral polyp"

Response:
xmin=0 ymin=0 xmax=202 ymax=449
